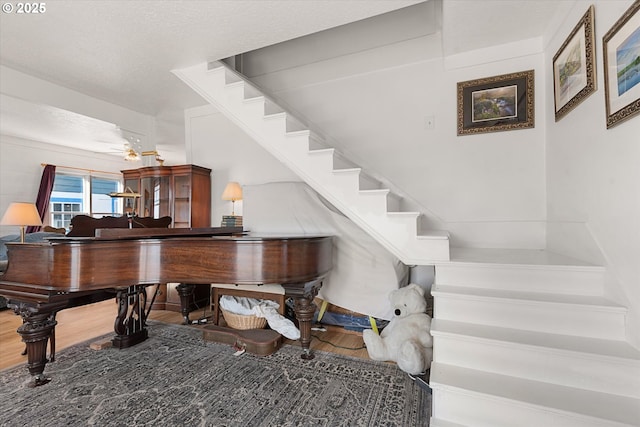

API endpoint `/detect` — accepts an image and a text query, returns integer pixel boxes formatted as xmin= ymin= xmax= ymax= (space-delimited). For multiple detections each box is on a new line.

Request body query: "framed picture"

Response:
xmin=457 ymin=70 xmax=535 ymax=135
xmin=553 ymin=5 xmax=596 ymax=121
xmin=603 ymin=0 xmax=640 ymax=128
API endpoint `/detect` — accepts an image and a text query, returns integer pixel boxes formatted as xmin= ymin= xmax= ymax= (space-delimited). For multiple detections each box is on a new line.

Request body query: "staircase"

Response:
xmin=430 ymin=248 xmax=640 ymax=426
xmin=173 ymin=61 xmax=640 ymax=426
xmin=172 ymin=61 xmax=449 ymax=264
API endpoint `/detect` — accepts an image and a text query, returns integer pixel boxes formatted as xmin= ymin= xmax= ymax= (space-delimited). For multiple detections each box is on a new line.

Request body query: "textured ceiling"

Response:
xmin=0 ymin=0 xmax=423 ymax=115
xmin=0 ymin=0 xmax=568 ymax=160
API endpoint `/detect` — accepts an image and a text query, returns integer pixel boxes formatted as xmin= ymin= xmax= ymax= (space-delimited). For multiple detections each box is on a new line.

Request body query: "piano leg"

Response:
xmin=282 ymin=279 xmax=324 ymax=360
xmin=176 ymin=283 xmax=196 ymax=324
xmin=10 ymin=301 xmax=63 ymax=387
xmin=112 ymin=285 xmax=149 ymax=349
xmin=291 ymin=296 xmax=317 ymax=360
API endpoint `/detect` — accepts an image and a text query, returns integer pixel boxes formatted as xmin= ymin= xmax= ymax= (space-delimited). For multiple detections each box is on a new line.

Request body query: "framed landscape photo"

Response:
xmin=457 ymin=70 xmax=534 ymax=135
xmin=553 ymin=5 xmax=596 ymax=121
xmin=603 ymin=0 xmax=640 ymax=128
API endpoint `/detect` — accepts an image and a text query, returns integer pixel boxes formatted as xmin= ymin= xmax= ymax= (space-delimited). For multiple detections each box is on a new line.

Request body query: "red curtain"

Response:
xmin=27 ymin=164 xmax=56 ymax=233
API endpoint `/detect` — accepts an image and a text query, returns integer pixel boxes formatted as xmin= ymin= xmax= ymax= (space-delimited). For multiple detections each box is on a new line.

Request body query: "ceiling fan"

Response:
xmin=123 ymin=142 xmax=140 ymax=161
xmin=122 ymin=144 xmax=165 ymax=165
xmin=101 ymin=130 xmax=165 ymax=165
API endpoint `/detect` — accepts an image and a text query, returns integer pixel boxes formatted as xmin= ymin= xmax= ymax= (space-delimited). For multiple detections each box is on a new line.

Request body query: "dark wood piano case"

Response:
xmin=202 ymin=325 xmax=282 ymax=356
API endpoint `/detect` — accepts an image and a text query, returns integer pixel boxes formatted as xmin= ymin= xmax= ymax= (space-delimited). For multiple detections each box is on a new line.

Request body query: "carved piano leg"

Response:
xmin=112 ymin=285 xmax=149 ymax=349
xmin=292 ymin=296 xmax=317 ymax=360
xmin=10 ymin=302 xmax=62 ymax=387
xmin=282 ymin=279 xmax=324 ymax=360
xmin=20 ymin=321 xmax=55 ymax=360
xmin=175 ymin=283 xmax=196 ymax=324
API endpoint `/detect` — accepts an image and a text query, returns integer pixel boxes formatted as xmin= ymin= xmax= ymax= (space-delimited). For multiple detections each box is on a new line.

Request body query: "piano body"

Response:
xmin=0 ymin=228 xmax=333 ymax=386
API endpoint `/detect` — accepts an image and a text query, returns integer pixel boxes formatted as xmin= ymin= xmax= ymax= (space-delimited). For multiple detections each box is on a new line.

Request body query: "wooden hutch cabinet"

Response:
xmin=122 ymin=164 xmax=212 ymax=313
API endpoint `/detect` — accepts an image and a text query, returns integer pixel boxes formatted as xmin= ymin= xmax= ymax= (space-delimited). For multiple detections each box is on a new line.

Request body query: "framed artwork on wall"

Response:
xmin=457 ymin=70 xmax=535 ymax=135
xmin=552 ymin=5 xmax=596 ymax=121
xmin=603 ymin=0 xmax=640 ymax=128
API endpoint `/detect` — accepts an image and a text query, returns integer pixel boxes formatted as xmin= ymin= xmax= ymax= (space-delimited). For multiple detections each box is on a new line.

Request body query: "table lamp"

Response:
xmin=221 ymin=182 xmax=242 ymax=216
xmin=221 ymin=182 xmax=243 ymax=228
xmin=1 ymin=202 xmax=43 ymax=243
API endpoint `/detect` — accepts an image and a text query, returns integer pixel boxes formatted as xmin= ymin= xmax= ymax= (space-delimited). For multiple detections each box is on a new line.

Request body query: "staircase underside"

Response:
xmin=173 ymin=60 xmax=450 ymax=264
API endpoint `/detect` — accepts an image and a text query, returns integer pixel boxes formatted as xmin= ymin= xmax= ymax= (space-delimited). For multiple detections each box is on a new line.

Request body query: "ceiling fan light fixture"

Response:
xmin=124 ymin=146 xmax=140 ymax=161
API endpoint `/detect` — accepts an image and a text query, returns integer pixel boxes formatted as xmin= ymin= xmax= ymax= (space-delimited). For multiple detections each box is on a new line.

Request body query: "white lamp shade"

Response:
xmin=1 ymin=202 xmax=43 ymax=226
xmin=221 ymin=182 xmax=243 ymax=201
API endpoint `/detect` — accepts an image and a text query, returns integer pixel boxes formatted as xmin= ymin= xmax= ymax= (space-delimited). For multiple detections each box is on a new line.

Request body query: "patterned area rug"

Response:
xmin=0 ymin=322 xmax=430 ymax=426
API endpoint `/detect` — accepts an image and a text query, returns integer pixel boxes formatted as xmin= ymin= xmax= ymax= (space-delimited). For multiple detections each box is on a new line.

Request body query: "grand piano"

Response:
xmin=0 ymin=227 xmax=333 ymax=386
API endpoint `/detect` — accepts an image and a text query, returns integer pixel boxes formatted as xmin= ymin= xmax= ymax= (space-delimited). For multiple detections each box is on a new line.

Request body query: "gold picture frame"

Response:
xmin=457 ymin=70 xmax=535 ymax=135
xmin=603 ymin=0 xmax=640 ymax=128
xmin=553 ymin=5 xmax=597 ymax=121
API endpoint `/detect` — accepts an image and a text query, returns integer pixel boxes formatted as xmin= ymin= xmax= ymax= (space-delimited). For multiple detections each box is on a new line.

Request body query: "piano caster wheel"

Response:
xmin=300 ymin=349 xmax=314 ymax=360
xmin=30 ymin=374 xmax=51 ymax=388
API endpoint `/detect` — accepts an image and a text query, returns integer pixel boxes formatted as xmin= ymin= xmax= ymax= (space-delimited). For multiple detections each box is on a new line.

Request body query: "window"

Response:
xmin=51 ymin=201 xmax=81 ymax=230
xmin=50 ymin=172 xmax=123 ymax=230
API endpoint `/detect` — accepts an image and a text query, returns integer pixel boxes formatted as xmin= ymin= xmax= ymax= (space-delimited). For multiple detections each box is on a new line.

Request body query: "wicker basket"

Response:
xmin=221 ymin=307 xmax=267 ymax=330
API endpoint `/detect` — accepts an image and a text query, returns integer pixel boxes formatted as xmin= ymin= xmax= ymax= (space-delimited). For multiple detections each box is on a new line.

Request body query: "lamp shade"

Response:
xmin=221 ymin=182 xmax=243 ymax=201
xmin=1 ymin=202 xmax=43 ymax=226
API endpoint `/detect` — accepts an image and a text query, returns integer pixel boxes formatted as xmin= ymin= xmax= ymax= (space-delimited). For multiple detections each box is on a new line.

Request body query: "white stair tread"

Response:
xmin=418 ymin=230 xmax=450 ymax=239
xmin=429 ymin=418 xmax=466 ymax=427
xmin=430 ymin=362 xmax=640 ymax=425
xmin=448 ymin=247 xmax=602 ymax=269
xmin=359 ymin=189 xmax=389 ymax=195
xmin=431 ymin=319 xmax=640 ymax=362
xmin=432 ymin=285 xmax=625 ymax=311
xmin=286 ymin=129 xmax=310 ymax=137
xmin=332 ymin=167 xmax=360 ymax=174
xmin=243 ymin=95 xmax=265 ymax=103
xmin=263 ymin=111 xmax=287 ymax=120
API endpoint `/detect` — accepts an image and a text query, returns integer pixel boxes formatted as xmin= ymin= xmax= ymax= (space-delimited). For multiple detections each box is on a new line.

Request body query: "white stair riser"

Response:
xmin=284 ymin=133 xmax=312 ymax=156
xmin=432 ymin=335 xmax=640 ymax=398
xmin=357 ymin=192 xmax=390 ymax=215
xmin=262 ymin=114 xmax=287 ymax=136
xmin=242 ymin=97 xmax=267 ymax=122
xmin=433 ymin=295 xmax=626 ymax=340
xmin=358 ymin=172 xmax=380 ymax=191
xmin=431 ymin=387 xmax=629 ymax=427
xmin=302 ymin=149 xmax=334 ymax=173
xmin=224 ymin=82 xmax=246 ymax=106
xmin=435 ymin=264 xmax=605 ymax=296
xmin=206 ymin=65 xmax=226 ymax=82
xmin=199 ymin=67 xmax=227 ymax=95
xmin=332 ymin=170 xmax=361 ymax=194
xmin=386 ymin=192 xmax=401 ymax=212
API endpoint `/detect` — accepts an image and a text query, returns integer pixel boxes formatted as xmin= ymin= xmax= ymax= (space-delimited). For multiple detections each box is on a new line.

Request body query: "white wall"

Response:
xmin=543 ymin=0 xmax=640 ymax=347
xmin=237 ymin=27 xmax=548 ymax=249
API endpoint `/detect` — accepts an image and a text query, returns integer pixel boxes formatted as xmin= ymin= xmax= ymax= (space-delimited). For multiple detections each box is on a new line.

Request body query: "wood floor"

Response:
xmin=0 ymin=299 xmax=370 ymax=371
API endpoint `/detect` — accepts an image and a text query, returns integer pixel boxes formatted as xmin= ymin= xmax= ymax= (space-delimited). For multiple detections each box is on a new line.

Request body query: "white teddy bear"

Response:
xmin=363 ymin=283 xmax=433 ymax=375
